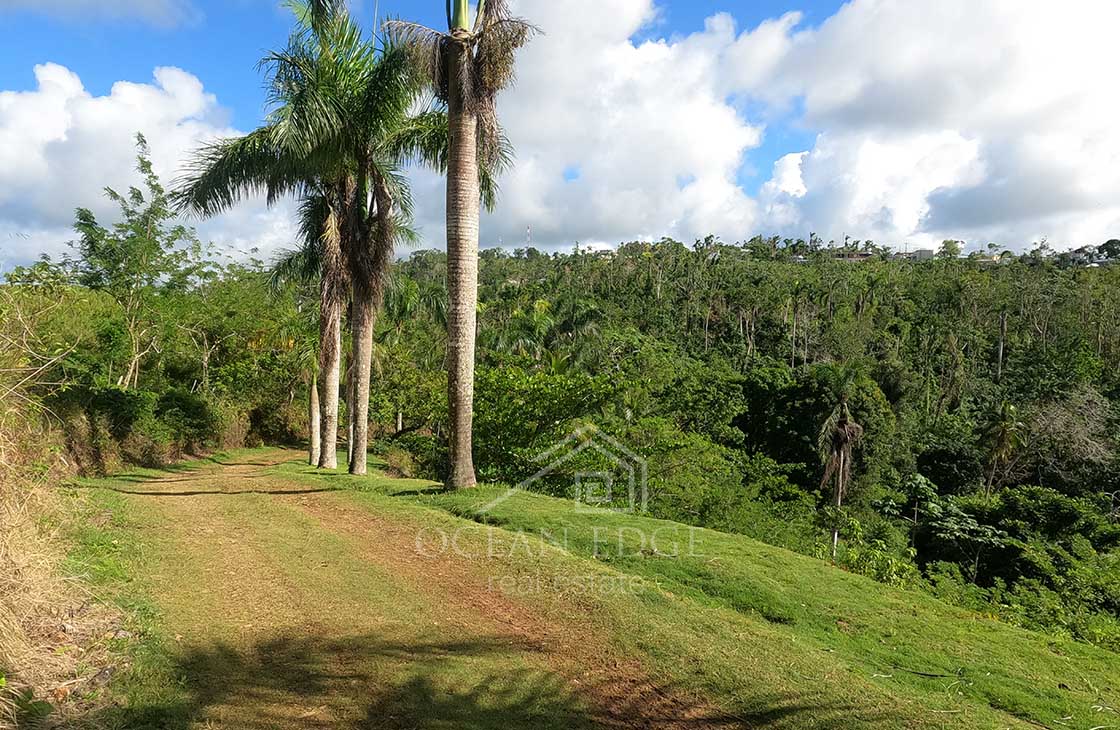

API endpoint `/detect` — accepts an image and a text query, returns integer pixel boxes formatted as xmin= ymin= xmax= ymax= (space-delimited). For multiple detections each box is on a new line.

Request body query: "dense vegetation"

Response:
xmin=388 ymin=237 xmax=1120 ymax=650
xmin=6 ymin=137 xmax=1120 ymax=654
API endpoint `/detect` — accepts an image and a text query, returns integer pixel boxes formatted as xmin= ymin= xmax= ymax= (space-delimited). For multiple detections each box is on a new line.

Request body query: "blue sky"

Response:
xmin=2 ymin=0 xmax=1117 ymax=267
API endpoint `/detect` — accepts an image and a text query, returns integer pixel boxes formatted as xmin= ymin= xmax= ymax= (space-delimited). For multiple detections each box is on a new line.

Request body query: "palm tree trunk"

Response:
xmin=349 ymin=178 xmax=394 ymax=476
xmin=349 ymin=296 xmax=374 ymax=475
xmin=996 ymin=311 xmax=1007 ymax=383
xmin=345 ymin=346 xmax=355 ymax=466
xmin=831 ymin=450 xmax=844 ymax=560
xmin=444 ymin=37 xmax=480 ymax=489
xmin=318 ymin=289 xmax=342 ymax=470
xmin=309 ymin=371 xmax=321 ymax=466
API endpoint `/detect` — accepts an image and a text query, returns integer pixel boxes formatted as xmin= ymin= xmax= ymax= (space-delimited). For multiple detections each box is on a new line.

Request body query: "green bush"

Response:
xmin=156 ymin=388 xmax=216 ymax=446
xmin=127 ymin=424 xmax=174 ymax=467
xmin=392 ymin=433 xmax=447 ymax=481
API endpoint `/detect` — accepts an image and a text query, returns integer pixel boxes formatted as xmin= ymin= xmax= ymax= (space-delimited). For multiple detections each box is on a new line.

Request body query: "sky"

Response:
xmin=2 ymin=0 xmax=1119 ymax=271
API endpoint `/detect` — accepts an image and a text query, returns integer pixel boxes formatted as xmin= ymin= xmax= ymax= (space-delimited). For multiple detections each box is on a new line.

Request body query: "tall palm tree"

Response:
xmin=177 ymin=1 xmax=447 ymax=475
xmin=176 ymin=122 xmax=352 ymax=469
xmin=819 ymin=396 xmax=864 ymax=559
xmin=388 ymin=1 xmax=534 ymax=488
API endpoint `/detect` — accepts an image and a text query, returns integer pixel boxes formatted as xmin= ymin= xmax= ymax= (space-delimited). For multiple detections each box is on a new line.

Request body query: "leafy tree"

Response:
xmin=937 ymin=239 xmax=962 ymax=258
xmin=926 ymin=498 xmax=1008 ymax=583
xmin=69 ymin=134 xmax=202 ymax=389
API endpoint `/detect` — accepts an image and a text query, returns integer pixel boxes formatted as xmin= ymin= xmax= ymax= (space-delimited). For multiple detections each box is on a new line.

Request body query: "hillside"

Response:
xmin=65 ymin=449 xmax=1118 ymax=729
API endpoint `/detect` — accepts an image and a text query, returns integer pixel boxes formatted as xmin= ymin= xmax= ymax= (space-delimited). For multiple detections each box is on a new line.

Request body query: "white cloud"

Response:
xmin=458 ymin=0 xmax=765 ymax=250
xmin=0 ymin=63 xmax=296 ymax=271
xmin=728 ymin=0 xmax=1120 ymax=248
xmin=0 ymin=0 xmax=201 ymax=27
xmin=412 ymin=0 xmax=1120 ymax=252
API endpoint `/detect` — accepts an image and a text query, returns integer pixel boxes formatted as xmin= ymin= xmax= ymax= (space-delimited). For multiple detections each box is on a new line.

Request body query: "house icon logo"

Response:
xmin=480 ymin=424 xmax=648 ymax=514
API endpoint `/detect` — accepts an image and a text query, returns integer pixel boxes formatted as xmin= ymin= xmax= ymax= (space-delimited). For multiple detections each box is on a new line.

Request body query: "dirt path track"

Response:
xmin=111 ymin=449 xmax=738 ymax=730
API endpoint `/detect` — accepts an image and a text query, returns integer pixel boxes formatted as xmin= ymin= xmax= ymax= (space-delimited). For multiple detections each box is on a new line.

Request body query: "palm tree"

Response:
xmin=819 ymin=396 xmax=864 ymax=559
xmin=266 ymin=3 xmax=472 ymax=476
xmin=983 ymin=401 xmax=1024 ymax=497
xmin=388 ymin=1 xmax=535 ymax=488
xmin=176 ymin=123 xmax=352 ymax=468
xmin=177 ymin=1 xmax=447 ymax=475
xmin=268 ymin=196 xmax=340 ymax=466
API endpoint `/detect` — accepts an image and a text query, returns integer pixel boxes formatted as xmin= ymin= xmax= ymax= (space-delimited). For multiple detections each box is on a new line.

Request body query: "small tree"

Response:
xmin=819 ymin=396 xmax=864 ymax=559
xmin=927 ymin=498 xmax=1007 ymax=584
xmin=68 ymin=134 xmax=201 ymax=389
xmin=937 ymin=239 xmax=962 ymax=259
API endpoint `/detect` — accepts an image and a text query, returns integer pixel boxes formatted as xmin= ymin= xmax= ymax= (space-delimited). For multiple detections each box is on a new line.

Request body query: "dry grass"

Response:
xmin=0 ymin=288 xmax=119 ymax=728
xmin=0 ymin=421 xmax=64 ymax=727
xmin=0 ymin=415 xmax=121 ymax=729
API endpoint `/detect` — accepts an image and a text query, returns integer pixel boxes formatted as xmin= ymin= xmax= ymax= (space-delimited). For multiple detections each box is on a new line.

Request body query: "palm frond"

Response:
xmin=362 ymin=41 xmax=422 ymax=135
xmin=384 ymin=19 xmax=449 ymax=99
xmin=394 ymin=217 xmax=421 ymax=248
xmin=269 ymin=243 xmax=321 ymax=290
xmin=479 ymin=124 xmax=512 ymax=211
xmin=386 ymin=108 xmax=449 ymax=171
xmin=475 ymin=17 xmax=537 ymax=95
xmin=172 ymin=128 xmax=308 ymax=217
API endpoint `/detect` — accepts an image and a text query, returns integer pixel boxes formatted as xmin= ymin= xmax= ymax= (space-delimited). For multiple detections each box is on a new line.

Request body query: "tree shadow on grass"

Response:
xmin=388 ymin=486 xmax=451 ymax=497
xmin=82 ymin=486 xmax=341 ymax=497
xmin=84 ymin=633 xmax=603 ymax=730
xmin=362 ymin=676 xmax=885 ymax=729
xmin=78 ymin=631 xmax=875 ymax=730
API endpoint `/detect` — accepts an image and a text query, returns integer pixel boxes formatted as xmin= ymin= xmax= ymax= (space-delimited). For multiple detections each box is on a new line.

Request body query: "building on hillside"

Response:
xmin=892 ymin=248 xmax=936 ymax=261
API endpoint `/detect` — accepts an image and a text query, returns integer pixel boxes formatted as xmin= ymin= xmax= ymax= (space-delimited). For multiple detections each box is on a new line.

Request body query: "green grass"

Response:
xmin=66 ymin=448 xmax=264 ymax=491
xmin=61 ymin=483 xmax=196 ymax=728
xmin=61 ymin=448 xmax=1120 ymax=729
xmin=270 ymin=454 xmax=1120 ymax=730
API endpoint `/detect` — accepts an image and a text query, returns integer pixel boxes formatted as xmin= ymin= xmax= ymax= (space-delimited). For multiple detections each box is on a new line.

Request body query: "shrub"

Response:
xmin=156 ymin=388 xmax=216 ymax=447
xmin=380 ymin=445 xmax=418 ymax=478
xmin=841 ymin=538 xmax=922 ymax=588
xmin=392 ymin=433 xmax=447 ymax=481
xmin=209 ymin=399 xmax=251 ymax=449
xmin=119 ymin=413 xmax=177 ymax=467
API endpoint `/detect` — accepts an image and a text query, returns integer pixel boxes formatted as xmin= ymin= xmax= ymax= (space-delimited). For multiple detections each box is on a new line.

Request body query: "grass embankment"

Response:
xmin=270 ymin=453 xmax=1120 ymax=730
xmin=67 ymin=448 xmax=1118 ymax=729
